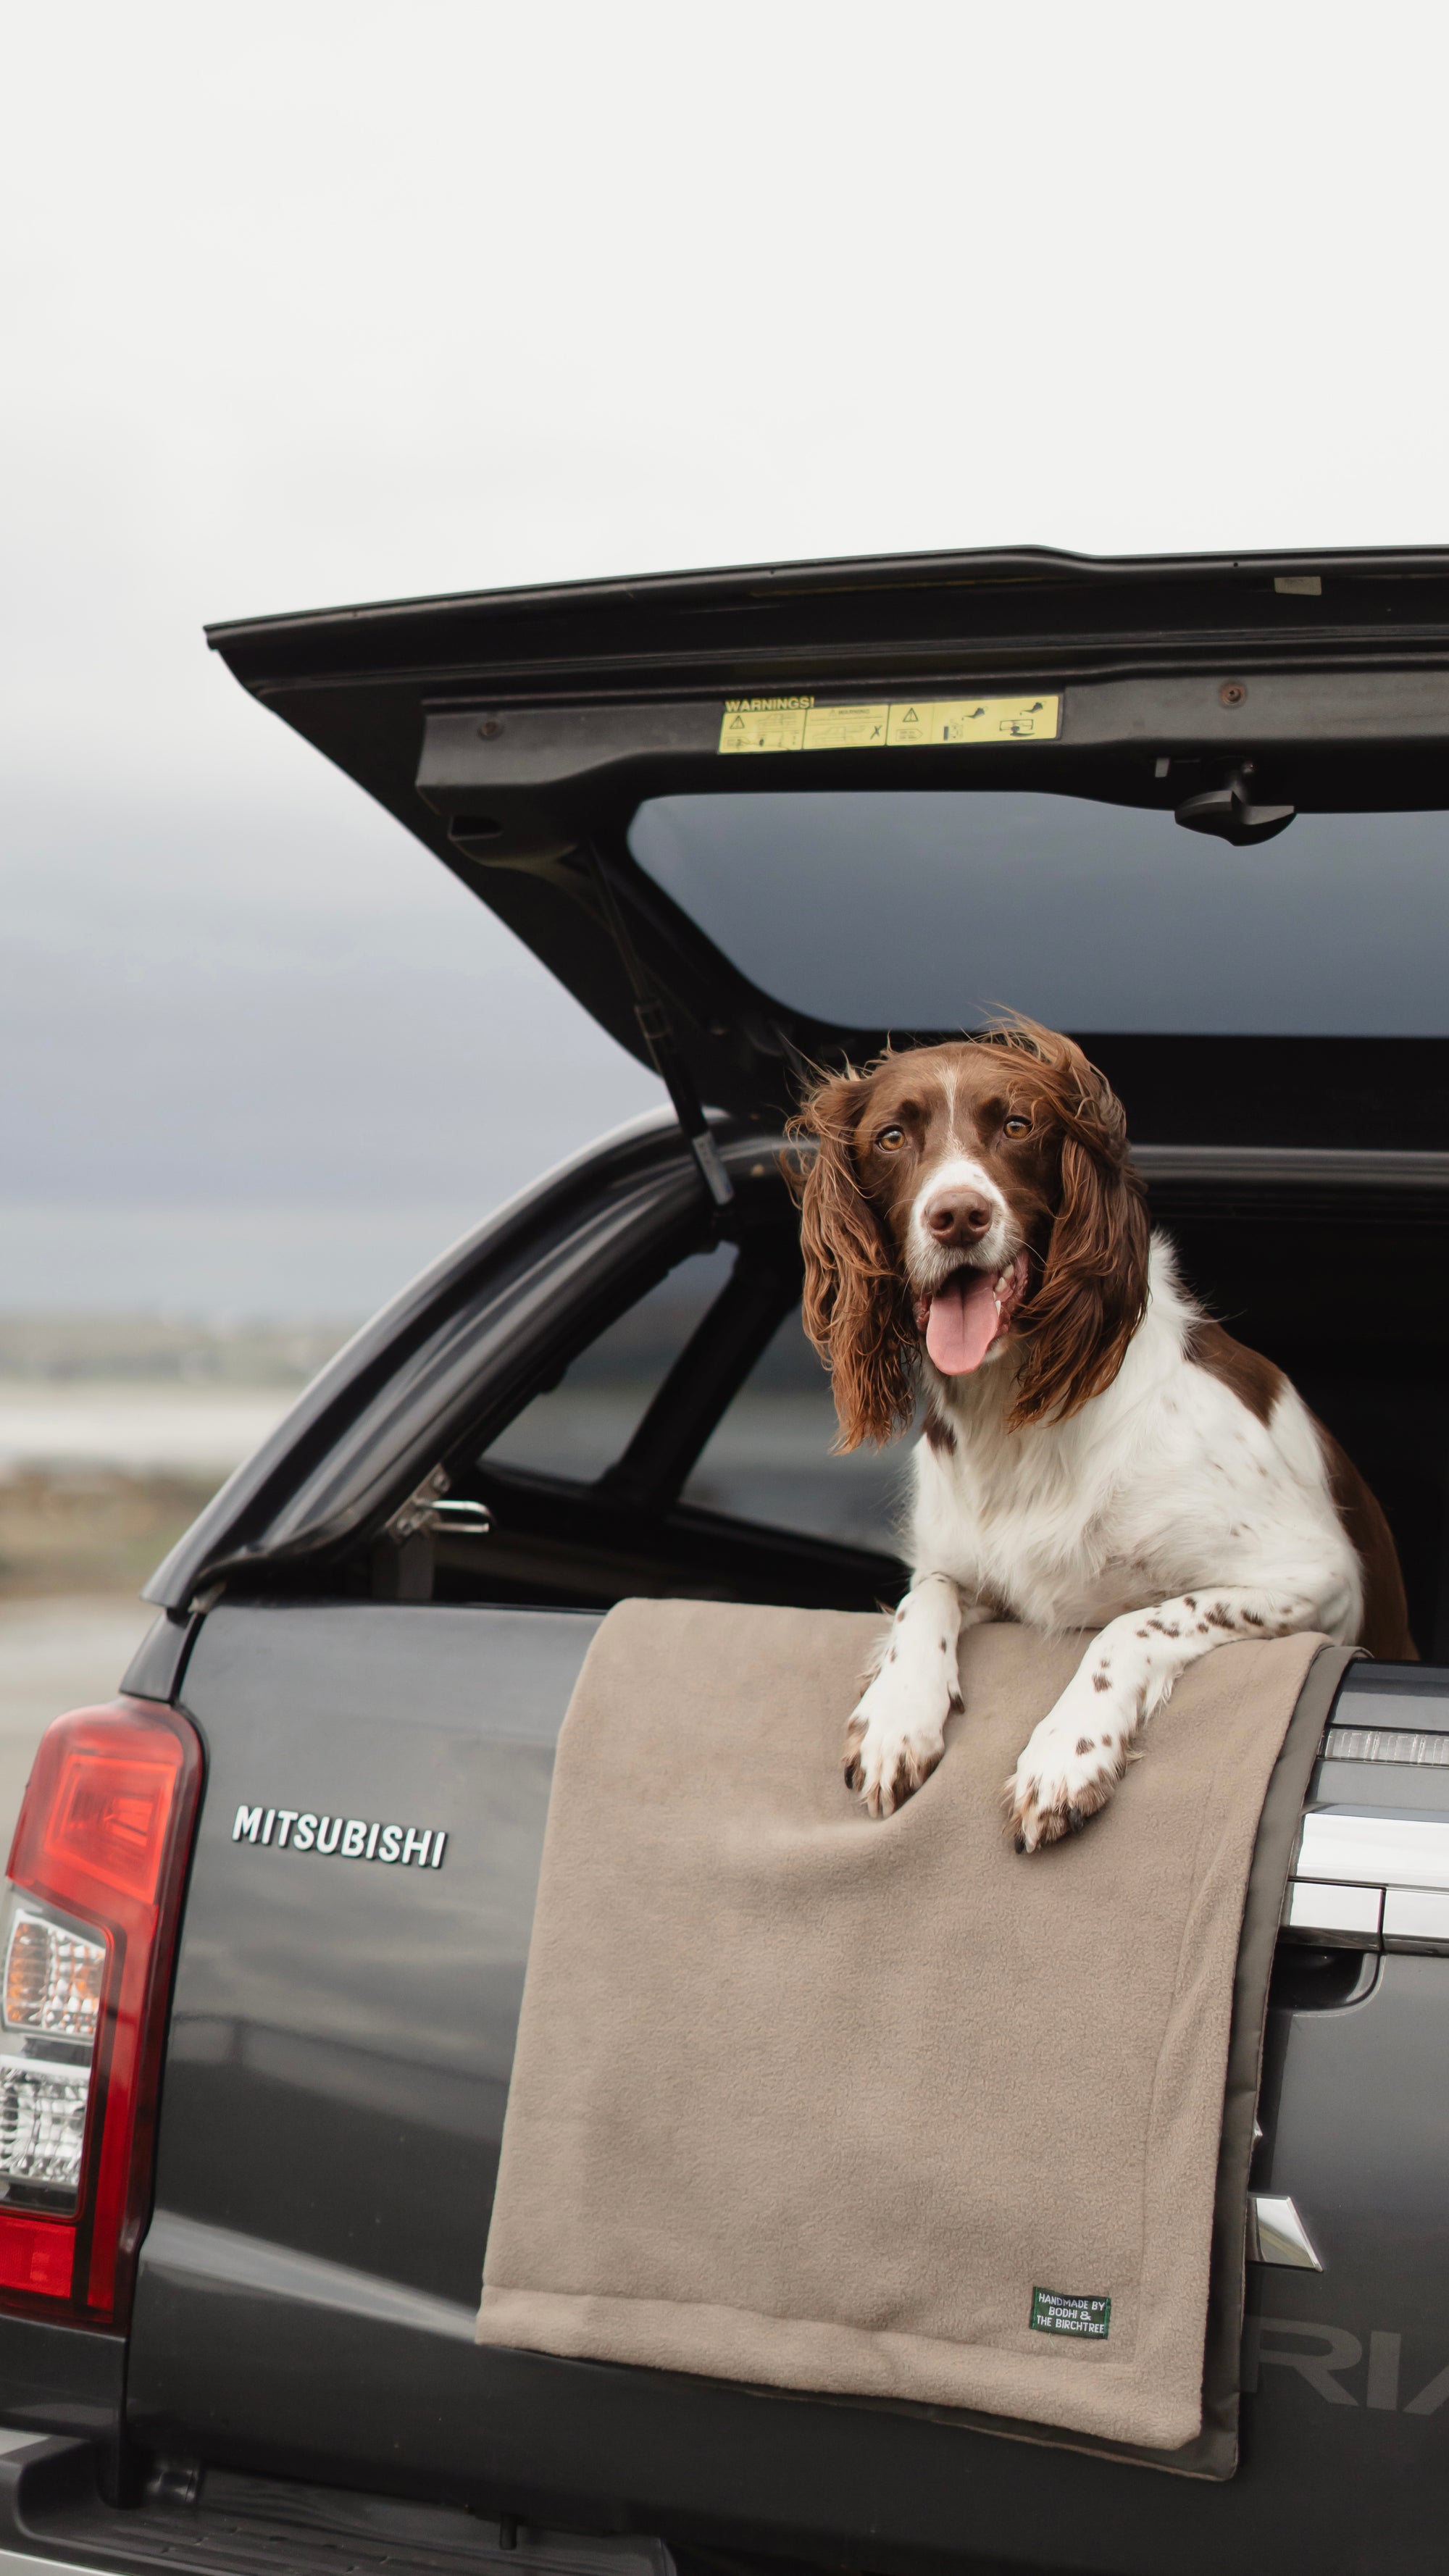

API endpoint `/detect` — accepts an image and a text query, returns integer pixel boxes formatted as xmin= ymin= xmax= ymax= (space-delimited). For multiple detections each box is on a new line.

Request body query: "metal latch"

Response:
xmin=1247 ymin=2195 xmax=1322 ymax=2270
xmin=385 ymin=1465 xmax=492 ymax=1546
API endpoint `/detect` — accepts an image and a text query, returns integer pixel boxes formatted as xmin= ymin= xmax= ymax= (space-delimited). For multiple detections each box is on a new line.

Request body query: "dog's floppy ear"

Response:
xmin=1006 ymin=1039 xmax=1150 ymax=1430
xmin=783 ymin=1073 xmax=916 ymax=1452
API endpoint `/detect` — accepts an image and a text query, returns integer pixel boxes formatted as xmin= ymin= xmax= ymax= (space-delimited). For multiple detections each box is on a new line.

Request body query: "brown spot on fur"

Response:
xmin=1135 ymin=1627 xmax=1149 ymax=1639
xmin=1091 ymin=1670 xmax=1111 ymax=1693
xmin=1206 ymin=1604 xmax=1235 ymax=1631
xmin=1075 ymin=1736 xmax=1094 ymax=1757
xmin=876 ymin=1735 xmax=945 ymax=1818
xmin=1101 ymin=1732 xmax=1113 ymax=1746
xmin=924 ymin=1410 xmax=957 ymax=1458
xmin=1184 ymin=1597 xmax=1197 ymax=1612
xmin=1185 ymin=1316 xmax=1284 ymax=1429
xmin=1019 ymin=1763 xmax=1116 ymax=1848
xmin=1196 ymin=1620 xmax=1210 ymax=1633
xmin=1241 ymin=1608 xmax=1265 ymax=1628
xmin=1314 ymin=1410 xmax=1418 ymax=1660
xmin=939 ymin=1636 xmax=948 ymax=1651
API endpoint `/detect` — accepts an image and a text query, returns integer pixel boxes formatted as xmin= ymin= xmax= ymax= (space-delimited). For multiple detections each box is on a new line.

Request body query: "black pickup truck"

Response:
xmin=3 ymin=545 xmax=1448 ymax=2576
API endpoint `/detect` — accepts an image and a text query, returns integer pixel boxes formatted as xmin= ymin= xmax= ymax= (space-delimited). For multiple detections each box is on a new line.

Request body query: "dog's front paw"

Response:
xmin=1006 ymin=1700 xmax=1127 ymax=1854
xmin=843 ymin=1651 xmax=961 ymax=1820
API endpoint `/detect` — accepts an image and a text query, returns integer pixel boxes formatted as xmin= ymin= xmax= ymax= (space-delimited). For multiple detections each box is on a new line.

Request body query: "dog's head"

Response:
xmin=785 ymin=1019 xmax=1150 ymax=1450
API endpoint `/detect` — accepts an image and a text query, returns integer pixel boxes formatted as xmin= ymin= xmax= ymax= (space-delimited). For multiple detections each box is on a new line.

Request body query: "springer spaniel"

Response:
xmin=790 ymin=1018 xmax=1413 ymax=1850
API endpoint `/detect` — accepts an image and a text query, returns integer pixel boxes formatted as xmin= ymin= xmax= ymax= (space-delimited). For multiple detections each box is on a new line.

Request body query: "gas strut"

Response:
xmin=586 ymin=845 xmax=734 ymax=1209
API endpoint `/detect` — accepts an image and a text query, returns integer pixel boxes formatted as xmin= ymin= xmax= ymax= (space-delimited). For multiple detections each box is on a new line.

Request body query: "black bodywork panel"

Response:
xmin=0 ymin=2319 xmax=123 ymax=2450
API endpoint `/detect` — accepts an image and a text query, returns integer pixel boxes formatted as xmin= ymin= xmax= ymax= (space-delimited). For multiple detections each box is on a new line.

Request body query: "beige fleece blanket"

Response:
xmin=478 ymin=1604 xmax=1340 ymax=2464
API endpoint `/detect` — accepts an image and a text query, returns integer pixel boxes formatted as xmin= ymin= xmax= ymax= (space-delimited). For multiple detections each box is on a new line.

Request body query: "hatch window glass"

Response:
xmin=482 ymin=1246 xmax=732 ymax=1481
xmin=627 ymin=790 xmax=1449 ymax=1035
xmin=682 ymin=1302 xmax=906 ymax=1555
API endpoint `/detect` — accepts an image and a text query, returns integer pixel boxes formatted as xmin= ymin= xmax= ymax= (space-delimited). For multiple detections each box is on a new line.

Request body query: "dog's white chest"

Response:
xmin=909 ymin=1252 xmax=1343 ymax=1636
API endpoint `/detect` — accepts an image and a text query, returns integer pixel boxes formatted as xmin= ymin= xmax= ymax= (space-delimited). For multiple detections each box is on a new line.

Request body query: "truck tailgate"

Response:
xmin=128 ymin=1602 xmax=1449 ymax=2576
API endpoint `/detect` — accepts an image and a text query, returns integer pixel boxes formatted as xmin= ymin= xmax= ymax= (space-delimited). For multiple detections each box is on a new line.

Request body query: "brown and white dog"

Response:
xmin=789 ymin=1017 xmax=1413 ymax=1849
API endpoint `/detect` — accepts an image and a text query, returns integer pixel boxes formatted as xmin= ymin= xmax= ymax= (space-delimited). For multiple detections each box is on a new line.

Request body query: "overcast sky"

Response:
xmin=4 ymin=1 xmax=1447 ymax=1309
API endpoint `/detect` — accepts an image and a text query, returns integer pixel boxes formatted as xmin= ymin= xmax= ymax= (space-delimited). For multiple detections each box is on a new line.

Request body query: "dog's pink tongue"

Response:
xmin=925 ymin=1271 xmax=1001 ymax=1375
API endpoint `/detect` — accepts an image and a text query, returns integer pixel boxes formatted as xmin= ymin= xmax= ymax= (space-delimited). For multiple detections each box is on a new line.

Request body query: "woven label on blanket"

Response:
xmin=1031 ymin=2288 xmax=1112 ymax=2339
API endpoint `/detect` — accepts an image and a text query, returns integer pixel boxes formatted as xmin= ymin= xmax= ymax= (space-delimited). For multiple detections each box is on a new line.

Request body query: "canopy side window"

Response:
xmin=375 ymin=1212 xmax=906 ymax=1615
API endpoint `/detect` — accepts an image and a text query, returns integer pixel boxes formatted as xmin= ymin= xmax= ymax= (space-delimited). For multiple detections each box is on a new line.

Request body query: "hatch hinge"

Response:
xmin=587 ymin=850 xmax=733 ymax=1208
xmin=385 ymin=1463 xmax=493 ymax=1546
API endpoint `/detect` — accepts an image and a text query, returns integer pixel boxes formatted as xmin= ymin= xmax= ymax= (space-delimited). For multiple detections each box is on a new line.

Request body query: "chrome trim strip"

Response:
xmin=1281 ymin=1807 xmax=1449 ymax=1952
xmin=1283 ymin=1879 xmax=1383 ymax=1943
xmin=1383 ymin=1886 xmax=1449 ymax=1954
xmin=1323 ymin=1728 xmax=1449 ymax=1768
xmin=1247 ymin=2195 xmax=1323 ymax=2270
xmin=1297 ymin=1808 xmax=1449 ymax=1891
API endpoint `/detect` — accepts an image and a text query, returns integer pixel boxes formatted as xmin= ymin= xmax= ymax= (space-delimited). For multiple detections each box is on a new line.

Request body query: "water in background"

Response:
xmin=1 ymin=1203 xmax=483 ymax=1320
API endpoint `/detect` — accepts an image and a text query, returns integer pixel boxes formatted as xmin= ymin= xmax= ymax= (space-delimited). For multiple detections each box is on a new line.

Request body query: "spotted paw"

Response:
xmin=844 ymin=1711 xmax=949 ymax=1818
xmin=1006 ymin=1706 xmax=1127 ymax=1854
xmin=843 ymin=1659 xmax=960 ymax=1820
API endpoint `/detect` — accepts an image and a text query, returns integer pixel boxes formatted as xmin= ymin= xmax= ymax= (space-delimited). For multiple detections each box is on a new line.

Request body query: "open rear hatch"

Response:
xmin=208 ymin=542 xmax=1449 ymax=1153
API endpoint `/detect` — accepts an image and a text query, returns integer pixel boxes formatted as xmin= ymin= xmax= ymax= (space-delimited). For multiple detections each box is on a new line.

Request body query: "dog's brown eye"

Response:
xmin=876 ymin=1126 xmax=906 ymax=1152
xmin=1003 ymin=1116 xmax=1032 ymax=1139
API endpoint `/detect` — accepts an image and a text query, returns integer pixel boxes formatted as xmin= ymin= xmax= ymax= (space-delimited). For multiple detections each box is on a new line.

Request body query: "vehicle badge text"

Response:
xmin=233 ymin=1805 xmax=447 ymax=1868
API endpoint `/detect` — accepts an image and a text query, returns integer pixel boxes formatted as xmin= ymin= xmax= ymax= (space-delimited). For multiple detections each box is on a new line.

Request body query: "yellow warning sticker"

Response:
xmin=802 ymin=703 xmax=890 ymax=751
xmin=888 ymin=695 xmax=1060 ymax=746
xmin=718 ymin=693 xmax=1059 ymax=753
xmin=718 ymin=698 xmax=813 ymax=754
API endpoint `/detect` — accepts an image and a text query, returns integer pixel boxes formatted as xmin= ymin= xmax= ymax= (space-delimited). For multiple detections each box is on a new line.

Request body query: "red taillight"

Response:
xmin=0 ymin=1701 xmax=202 ymax=2324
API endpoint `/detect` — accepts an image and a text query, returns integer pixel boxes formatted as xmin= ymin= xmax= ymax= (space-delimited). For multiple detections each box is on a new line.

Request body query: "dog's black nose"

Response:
xmin=924 ymin=1189 xmax=993 ymax=1243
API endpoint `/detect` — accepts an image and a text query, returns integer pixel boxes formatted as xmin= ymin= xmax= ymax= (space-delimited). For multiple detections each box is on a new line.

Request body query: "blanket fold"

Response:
xmin=478 ymin=1604 xmax=1347 ymax=2474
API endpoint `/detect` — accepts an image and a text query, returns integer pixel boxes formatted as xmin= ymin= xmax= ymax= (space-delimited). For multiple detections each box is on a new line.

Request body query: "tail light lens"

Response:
xmin=0 ymin=1701 xmax=202 ymax=2322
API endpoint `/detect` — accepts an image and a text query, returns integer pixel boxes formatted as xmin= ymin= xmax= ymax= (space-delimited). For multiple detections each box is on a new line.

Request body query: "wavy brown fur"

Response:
xmin=786 ymin=1020 xmax=1151 ymax=1446
xmin=783 ymin=1070 xmax=918 ymax=1452
xmin=978 ymin=1020 xmax=1151 ymax=1429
